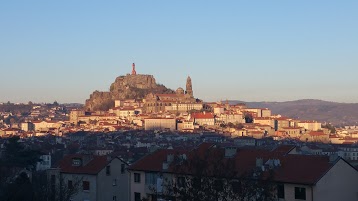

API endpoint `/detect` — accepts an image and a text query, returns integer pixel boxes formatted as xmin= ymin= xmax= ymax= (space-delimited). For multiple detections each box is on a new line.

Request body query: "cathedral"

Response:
xmin=143 ymin=76 xmax=203 ymax=113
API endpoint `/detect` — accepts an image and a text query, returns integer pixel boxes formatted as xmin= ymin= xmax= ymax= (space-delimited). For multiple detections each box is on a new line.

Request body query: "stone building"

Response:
xmin=143 ymin=76 xmax=202 ymax=113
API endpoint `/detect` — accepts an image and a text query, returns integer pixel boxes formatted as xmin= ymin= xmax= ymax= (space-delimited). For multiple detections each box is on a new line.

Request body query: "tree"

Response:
xmin=0 ymin=170 xmax=82 ymax=201
xmin=322 ymin=123 xmax=336 ymax=134
xmin=0 ymin=137 xmax=42 ymax=201
xmin=235 ymin=123 xmax=244 ymax=129
xmin=244 ymin=113 xmax=253 ymax=123
xmin=2 ymin=136 xmax=41 ymax=168
xmin=227 ymin=122 xmax=234 ymax=128
xmin=152 ymin=147 xmax=276 ymax=201
xmin=32 ymin=171 xmax=82 ymax=201
xmin=89 ymin=119 xmax=98 ymax=125
xmin=0 ymin=172 xmax=34 ymax=201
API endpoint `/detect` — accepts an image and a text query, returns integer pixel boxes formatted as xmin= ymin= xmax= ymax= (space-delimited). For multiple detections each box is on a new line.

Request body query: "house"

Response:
xmin=177 ymin=120 xmax=194 ymax=132
xmin=297 ymin=120 xmax=322 ymax=131
xmin=1 ymin=128 xmax=21 ymax=136
xmin=51 ymin=154 xmax=130 ymax=201
xmin=300 ymin=131 xmax=330 ymax=143
xmin=253 ymin=117 xmax=275 ymax=127
xmin=128 ymin=143 xmax=358 ymax=201
xmin=32 ymin=120 xmax=63 ymax=131
xmin=21 ymin=122 xmax=35 ymax=132
xmin=280 ymin=127 xmax=302 ymax=138
xmin=144 ymin=118 xmax=176 ymax=131
xmin=111 ymin=106 xmax=141 ymax=119
xmin=215 ymin=112 xmax=245 ymax=125
xmin=36 ymin=153 xmax=51 ymax=171
xmin=274 ymin=117 xmax=290 ymax=131
xmin=190 ymin=112 xmax=215 ymax=126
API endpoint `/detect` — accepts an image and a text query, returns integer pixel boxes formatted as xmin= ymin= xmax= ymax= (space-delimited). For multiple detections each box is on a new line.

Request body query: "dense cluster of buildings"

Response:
xmin=1 ymin=130 xmax=357 ymax=201
xmin=1 ymin=68 xmax=358 ymax=200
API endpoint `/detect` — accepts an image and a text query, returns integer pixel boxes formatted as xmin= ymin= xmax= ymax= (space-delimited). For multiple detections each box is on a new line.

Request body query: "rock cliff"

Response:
xmin=85 ymin=74 xmax=174 ymax=111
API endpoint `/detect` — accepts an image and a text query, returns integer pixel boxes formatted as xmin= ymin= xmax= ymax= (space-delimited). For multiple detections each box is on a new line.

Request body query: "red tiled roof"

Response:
xmin=234 ymin=149 xmax=333 ymax=185
xmin=157 ymin=94 xmax=180 ymax=97
xmin=272 ymin=145 xmax=296 ymax=154
xmin=129 ymin=144 xmax=337 ymax=185
xmin=56 ymin=154 xmax=108 ymax=175
xmin=128 ymin=149 xmax=185 ymax=172
xmin=308 ymin=131 xmax=326 ymax=136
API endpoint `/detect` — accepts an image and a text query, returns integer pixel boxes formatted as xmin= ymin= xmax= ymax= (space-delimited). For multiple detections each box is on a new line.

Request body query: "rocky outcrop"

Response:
xmin=85 ymin=74 xmax=174 ymax=111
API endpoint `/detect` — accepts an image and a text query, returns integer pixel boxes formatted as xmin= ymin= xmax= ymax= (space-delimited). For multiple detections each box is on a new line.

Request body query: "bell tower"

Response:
xmin=186 ymin=76 xmax=193 ymax=98
xmin=131 ymin=63 xmax=137 ymax=75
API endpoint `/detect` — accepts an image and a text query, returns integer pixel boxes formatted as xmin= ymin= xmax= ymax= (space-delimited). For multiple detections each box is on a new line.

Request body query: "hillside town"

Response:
xmin=1 ymin=66 xmax=358 ymax=201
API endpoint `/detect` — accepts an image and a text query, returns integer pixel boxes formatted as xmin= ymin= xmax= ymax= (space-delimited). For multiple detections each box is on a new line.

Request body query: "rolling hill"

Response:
xmin=229 ymin=99 xmax=358 ymax=126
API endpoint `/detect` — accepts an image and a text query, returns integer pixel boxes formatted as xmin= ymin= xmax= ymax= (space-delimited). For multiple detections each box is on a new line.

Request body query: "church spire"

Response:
xmin=131 ymin=63 xmax=137 ymax=75
xmin=186 ymin=76 xmax=193 ymax=98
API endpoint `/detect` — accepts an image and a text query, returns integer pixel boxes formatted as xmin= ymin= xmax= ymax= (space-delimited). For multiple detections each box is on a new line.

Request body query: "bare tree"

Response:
xmin=32 ymin=171 xmax=83 ymax=201
xmin=151 ymin=148 xmax=276 ymax=201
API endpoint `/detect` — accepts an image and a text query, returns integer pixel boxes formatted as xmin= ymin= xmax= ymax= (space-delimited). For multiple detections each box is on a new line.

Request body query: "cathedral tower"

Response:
xmin=131 ymin=63 xmax=137 ymax=75
xmin=186 ymin=76 xmax=193 ymax=98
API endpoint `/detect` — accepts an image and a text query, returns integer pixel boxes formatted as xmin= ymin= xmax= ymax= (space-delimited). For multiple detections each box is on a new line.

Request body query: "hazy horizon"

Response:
xmin=1 ymin=1 xmax=357 ymax=104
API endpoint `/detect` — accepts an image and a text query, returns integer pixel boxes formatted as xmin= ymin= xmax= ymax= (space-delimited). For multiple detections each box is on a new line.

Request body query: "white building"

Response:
xmin=51 ymin=154 xmax=130 ymax=201
xmin=144 ymin=118 xmax=176 ymax=131
xmin=36 ymin=153 xmax=51 ymax=171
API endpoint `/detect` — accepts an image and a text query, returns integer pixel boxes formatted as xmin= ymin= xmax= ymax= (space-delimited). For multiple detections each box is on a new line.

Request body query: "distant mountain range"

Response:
xmin=229 ymin=99 xmax=358 ymax=126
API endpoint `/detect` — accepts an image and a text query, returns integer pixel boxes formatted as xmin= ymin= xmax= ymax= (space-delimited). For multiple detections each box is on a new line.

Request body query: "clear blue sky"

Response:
xmin=0 ymin=1 xmax=357 ymax=103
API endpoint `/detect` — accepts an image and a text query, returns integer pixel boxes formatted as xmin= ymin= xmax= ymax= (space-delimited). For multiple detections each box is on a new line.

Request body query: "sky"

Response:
xmin=0 ymin=1 xmax=357 ymax=104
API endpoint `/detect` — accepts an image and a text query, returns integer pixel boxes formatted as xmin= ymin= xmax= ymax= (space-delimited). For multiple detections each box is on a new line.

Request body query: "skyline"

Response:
xmin=1 ymin=1 xmax=358 ymax=103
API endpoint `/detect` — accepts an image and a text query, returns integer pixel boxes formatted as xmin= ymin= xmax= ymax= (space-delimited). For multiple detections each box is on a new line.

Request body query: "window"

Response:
xmin=145 ymin=173 xmax=157 ymax=185
xmin=113 ymin=179 xmax=117 ymax=186
xmin=295 ymin=187 xmax=306 ymax=200
xmin=277 ymin=184 xmax=284 ymax=199
xmin=121 ymin=164 xmax=125 ymax=174
xmin=68 ymin=180 xmax=73 ymax=189
xmin=134 ymin=192 xmax=141 ymax=201
xmin=113 ymin=196 xmax=117 ymax=201
xmin=134 ymin=173 xmax=141 ymax=183
xmin=106 ymin=165 xmax=111 ymax=175
xmin=72 ymin=158 xmax=82 ymax=166
xmin=83 ymin=181 xmax=90 ymax=191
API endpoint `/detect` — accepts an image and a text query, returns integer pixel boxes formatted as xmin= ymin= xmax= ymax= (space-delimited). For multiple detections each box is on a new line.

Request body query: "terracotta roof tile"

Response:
xmin=56 ymin=154 xmax=108 ymax=175
xmin=129 ymin=144 xmax=336 ymax=185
